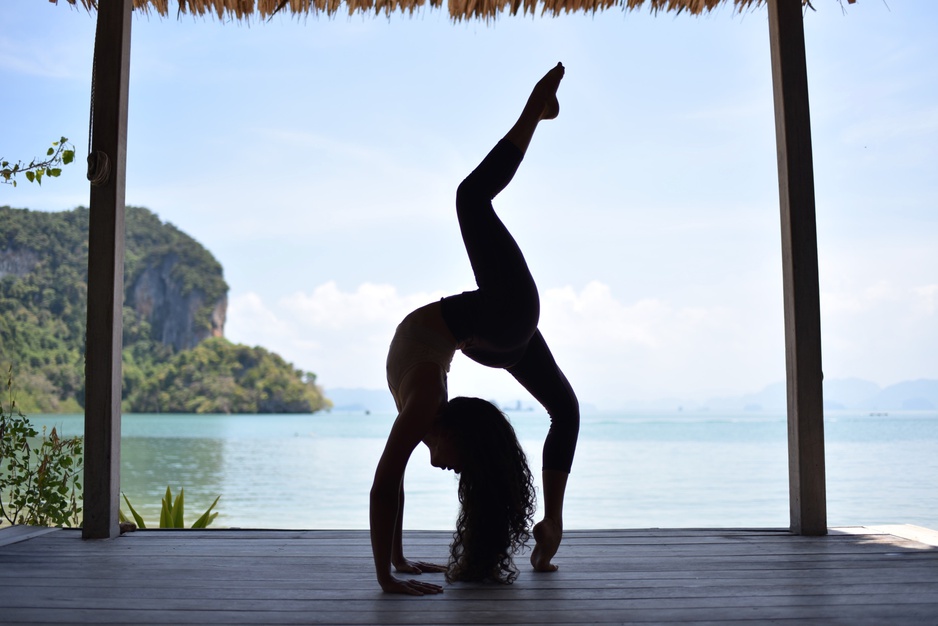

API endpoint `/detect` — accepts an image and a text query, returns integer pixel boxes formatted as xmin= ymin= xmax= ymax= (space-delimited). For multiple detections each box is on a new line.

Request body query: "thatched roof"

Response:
xmin=59 ymin=0 xmax=854 ymax=22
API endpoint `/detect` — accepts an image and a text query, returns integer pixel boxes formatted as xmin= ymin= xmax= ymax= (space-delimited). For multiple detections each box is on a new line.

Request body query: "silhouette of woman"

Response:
xmin=371 ymin=63 xmax=579 ymax=595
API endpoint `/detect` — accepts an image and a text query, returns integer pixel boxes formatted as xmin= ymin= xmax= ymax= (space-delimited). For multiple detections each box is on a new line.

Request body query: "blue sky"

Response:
xmin=2 ymin=0 xmax=936 ymax=409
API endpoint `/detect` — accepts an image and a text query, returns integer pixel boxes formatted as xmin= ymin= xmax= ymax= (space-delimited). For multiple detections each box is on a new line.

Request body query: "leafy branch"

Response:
xmin=0 ymin=366 xmax=84 ymax=527
xmin=1 ymin=137 xmax=76 ymax=187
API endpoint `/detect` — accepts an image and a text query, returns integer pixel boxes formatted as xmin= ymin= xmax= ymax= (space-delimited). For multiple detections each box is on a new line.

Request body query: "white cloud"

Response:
xmin=227 ymin=273 xmax=938 ymax=409
xmin=226 ymin=283 xmax=450 ymax=391
xmin=226 ymin=280 xmax=791 ymax=409
xmin=541 ymin=281 xmax=711 ymax=351
xmin=226 ymin=292 xmax=319 ymax=350
xmin=279 ymin=282 xmax=443 ymax=329
xmin=819 ymin=279 xmax=938 ymax=388
xmin=534 ymin=282 xmax=785 ymax=407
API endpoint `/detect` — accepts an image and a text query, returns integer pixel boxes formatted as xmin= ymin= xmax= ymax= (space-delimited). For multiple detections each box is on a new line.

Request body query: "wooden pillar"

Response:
xmin=767 ymin=0 xmax=827 ymax=536
xmin=83 ymin=0 xmax=133 ymax=540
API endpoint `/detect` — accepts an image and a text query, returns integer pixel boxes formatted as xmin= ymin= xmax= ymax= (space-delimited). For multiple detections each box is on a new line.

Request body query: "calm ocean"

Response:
xmin=32 ymin=410 xmax=938 ymax=531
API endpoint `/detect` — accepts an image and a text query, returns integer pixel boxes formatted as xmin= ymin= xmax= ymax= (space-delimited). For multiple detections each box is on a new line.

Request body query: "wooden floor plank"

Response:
xmin=2 ymin=583 xmax=938 ymax=606
xmin=4 ymin=565 xmax=938 ymax=591
xmin=0 ymin=527 xmax=936 ymax=624
xmin=3 ymin=604 xmax=938 ymax=625
xmin=0 ymin=525 xmax=60 ymax=547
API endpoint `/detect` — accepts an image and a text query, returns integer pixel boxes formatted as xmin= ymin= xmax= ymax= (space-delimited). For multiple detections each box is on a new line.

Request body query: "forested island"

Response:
xmin=0 ymin=205 xmax=330 ymax=414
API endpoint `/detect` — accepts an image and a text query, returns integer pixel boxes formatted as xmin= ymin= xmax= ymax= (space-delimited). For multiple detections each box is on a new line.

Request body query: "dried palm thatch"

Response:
xmin=56 ymin=0 xmax=855 ymax=22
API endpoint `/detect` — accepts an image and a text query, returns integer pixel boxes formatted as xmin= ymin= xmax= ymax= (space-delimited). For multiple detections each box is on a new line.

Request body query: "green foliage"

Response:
xmin=1 ymin=138 xmax=75 ymax=187
xmin=0 ymin=206 xmax=89 ymax=413
xmin=0 ymin=367 xmax=83 ymax=527
xmin=119 ymin=487 xmax=220 ymax=529
xmin=0 ymin=205 xmax=330 ymax=414
xmin=123 ymin=338 xmax=331 ymax=413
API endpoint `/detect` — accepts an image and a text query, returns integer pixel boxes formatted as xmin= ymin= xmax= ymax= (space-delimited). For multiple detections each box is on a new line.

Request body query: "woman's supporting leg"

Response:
xmin=532 ymin=472 xmax=568 ymax=572
xmin=505 ymin=330 xmax=579 ymax=571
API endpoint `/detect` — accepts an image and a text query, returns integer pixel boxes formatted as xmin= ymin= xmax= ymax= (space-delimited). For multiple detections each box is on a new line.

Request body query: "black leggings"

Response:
xmin=440 ymin=138 xmax=580 ymax=473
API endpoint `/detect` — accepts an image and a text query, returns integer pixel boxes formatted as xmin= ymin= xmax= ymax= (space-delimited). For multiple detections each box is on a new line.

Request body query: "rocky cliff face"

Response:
xmin=0 ymin=248 xmax=39 ymax=280
xmin=126 ymin=252 xmax=227 ymax=351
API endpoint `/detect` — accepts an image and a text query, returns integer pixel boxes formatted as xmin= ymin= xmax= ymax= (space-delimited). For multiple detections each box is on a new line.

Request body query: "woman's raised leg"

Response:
xmin=441 ymin=63 xmax=566 ymax=357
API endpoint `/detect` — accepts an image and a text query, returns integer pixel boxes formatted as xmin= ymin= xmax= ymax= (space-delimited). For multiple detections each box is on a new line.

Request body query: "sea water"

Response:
xmin=30 ymin=410 xmax=938 ymax=531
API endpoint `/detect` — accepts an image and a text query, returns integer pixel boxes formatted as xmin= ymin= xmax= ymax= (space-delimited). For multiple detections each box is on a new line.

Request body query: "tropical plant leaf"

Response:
xmin=121 ymin=493 xmax=146 ymax=529
xmin=160 ymin=486 xmax=173 ymax=528
xmin=191 ymin=495 xmax=221 ymax=529
xmin=173 ymin=488 xmax=185 ymax=528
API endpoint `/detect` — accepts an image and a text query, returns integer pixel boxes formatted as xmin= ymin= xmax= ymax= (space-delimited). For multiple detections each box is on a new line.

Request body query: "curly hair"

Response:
xmin=438 ymin=396 xmax=536 ymax=584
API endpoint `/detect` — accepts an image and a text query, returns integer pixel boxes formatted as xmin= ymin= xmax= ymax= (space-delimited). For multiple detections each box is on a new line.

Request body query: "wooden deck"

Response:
xmin=1 ymin=526 xmax=937 ymax=624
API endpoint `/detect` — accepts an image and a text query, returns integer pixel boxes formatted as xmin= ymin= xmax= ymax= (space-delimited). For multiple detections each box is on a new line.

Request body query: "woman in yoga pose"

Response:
xmin=371 ymin=63 xmax=579 ymax=595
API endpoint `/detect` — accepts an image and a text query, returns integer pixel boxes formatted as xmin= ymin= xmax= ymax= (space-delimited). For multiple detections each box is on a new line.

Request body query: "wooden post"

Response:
xmin=767 ymin=0 xmax=827 ymax=536
xmin=83 ymin=0 xmax=133 ymax=540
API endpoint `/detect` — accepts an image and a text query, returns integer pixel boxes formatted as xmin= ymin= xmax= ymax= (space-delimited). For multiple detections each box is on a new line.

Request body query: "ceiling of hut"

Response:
xmin=58 ymin=0 xmax=853 ymax=22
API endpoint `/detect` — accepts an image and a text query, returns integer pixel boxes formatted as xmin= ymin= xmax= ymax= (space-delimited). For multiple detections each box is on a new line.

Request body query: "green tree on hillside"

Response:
xmin=124 ymin=338 xmax=329 ymax=414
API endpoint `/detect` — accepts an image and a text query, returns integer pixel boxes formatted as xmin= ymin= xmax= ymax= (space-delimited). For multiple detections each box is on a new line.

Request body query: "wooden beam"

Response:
xmin=83 ymin=0 xmax=133 ymax=540
xmin=767 ymin=0 xmax=827 ymax=536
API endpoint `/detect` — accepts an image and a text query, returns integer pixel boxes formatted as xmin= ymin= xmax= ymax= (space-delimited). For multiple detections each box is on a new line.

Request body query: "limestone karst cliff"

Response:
xmin=123 ymin=206 xmax=229 ymax=352
xmin=1 ymin=205 xmax=328 ymax=414
xmin=0 ymin=247 xmax=39 ymax=280
xmin=127 ymin=251 xmax=227 ymax=351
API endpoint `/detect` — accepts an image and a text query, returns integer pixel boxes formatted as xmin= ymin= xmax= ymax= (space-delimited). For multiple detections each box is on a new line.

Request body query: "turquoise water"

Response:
xmin=31 ymin=410 xmax=938 ymax=531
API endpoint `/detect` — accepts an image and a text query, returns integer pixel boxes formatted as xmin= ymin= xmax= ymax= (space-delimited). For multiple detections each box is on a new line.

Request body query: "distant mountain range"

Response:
xmin=323 ymin=388 xmax=586 ymax=414
xmin=325 ymin=378 xmax=938 ymax=414
xmin=702 ymin=378 xmax=938 ymax=413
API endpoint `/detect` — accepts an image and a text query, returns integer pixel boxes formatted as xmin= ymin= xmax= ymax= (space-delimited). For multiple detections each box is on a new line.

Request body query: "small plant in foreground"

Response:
xmin=120 ymin=486 xmax=220 ymax=529
xmin=0 ymin=366 xmax=83 ymax=527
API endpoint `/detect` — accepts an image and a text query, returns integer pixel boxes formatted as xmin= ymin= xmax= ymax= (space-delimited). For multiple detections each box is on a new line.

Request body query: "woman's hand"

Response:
xmin=393 ymin=558 xmax=448 ymax=575
xmin=379 ymin=575 xmax=445 ymax=596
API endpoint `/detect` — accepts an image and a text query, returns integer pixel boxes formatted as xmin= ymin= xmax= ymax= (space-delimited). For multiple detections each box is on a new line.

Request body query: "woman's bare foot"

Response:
xmin=504 ymin=63 xmax=565 ymax=154
xmin=530 ymin=62 xmax=564 ymax=121
xmin=530 ymin=518 xmax=562 ymax=572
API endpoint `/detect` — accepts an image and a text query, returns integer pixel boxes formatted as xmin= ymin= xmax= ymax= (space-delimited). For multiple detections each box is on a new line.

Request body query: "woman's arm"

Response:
xmin=391 ymin=480 xmax=447 ymax=575
xmin=370 ymin=451 xmax=424 ymax=593
xmin=391 ymin=481 xmax=406 ymax=565
xmin=370 ymin=363 xmax=447 ymax=595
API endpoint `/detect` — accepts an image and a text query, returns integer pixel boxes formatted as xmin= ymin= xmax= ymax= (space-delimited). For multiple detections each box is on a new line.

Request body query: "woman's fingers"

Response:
xmin=409 ymin=579 xmax=444 ymax=594
xmin=382 ymin=576 xmax=443 ymax=595
xmin=394 ymin=559 xmax=448 ymax=574
xmin=399 ymin=580 xmax=444 ymax=595
xmin=412 ymin=560 xmax=448 ymax=573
